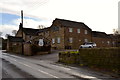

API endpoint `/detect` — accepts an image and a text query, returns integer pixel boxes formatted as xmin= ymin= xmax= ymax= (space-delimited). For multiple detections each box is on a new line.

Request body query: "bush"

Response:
xmin=59 ymin=48 xmax=120 ymax=74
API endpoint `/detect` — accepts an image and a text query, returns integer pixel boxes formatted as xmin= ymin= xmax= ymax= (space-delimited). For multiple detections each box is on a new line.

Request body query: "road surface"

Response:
xmin=0 ymin=50 xmax=119 ymax=80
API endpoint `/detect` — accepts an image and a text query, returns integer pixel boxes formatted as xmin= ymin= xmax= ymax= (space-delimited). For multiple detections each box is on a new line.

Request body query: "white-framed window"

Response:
xmin=38 ymin=39 xmax=44 ymax=46
xmin=112 ymin=41 xmax=115 ymax=45
xmin=85 ymin=30 xmax=88 ymax=34
xmin=84 ymin=39 xmax=88 ymax=42
xmin=77 ymin=29 xmax=80 ymax=33
xmin=69 ymin=28 xmax=73 ymax=32
xmin=69 ymin=37 xmax=73 ymax=43
xmin=107 ymin=41 xmax=110 ymax=45
xmin=52 ymin=38 xmax=55 ymax=44
xmin=57 ymin=37 xmax=60 ymax=43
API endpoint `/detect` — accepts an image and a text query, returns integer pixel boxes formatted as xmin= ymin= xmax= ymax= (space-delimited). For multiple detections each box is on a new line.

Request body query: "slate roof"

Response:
xmin=92 ymin=31 xmax=111 ymax=38
xmin=23 ymin=28 xmax=39 ymax=36
xmin=8 ymin=36 xmax=24 ymax=42
xmin=52 ymin=18 xmax=92 ymax=30
xmin=36 ymin=27 xmax=50 ymax=33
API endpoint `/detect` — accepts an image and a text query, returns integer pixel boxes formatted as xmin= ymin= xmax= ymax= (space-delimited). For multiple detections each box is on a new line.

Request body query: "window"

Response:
xmin=38 ymin=39 xmax=44 ymax=46
xmin=107 ymin=41 xmax=110 ymax=45
xmin=69 ymin=38 xmax=73 ymax=43
xmin=51 ymin=26 xmax=59 ymax=31
xmin=85 ymin=30 xmax=88 ymax=34
xmin=69 ymin=28 xmax=73 ymax=32
xmin=112 ymin=41 xmax=115 ymax=45
xmin=29 ymin=36 xmax=32 ymax=39
xmin=84 ymin=39 xmax=88 ymax=42
xmin=77 ymin=29 xmax=80 ymax=33
xmin=52 ymin=38 xmax=55 ymax=44
xmin=57 ymin=37 xmax=60 ymax=43
xmin=102 ymin=41 xmax=104 ymax=43
xmin=13 ymin=43 xmax=17 ymax=45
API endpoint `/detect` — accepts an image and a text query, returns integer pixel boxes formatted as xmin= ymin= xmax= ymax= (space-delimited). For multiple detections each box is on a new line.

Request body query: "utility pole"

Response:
xmin=21 ymin=10 xmax=24 ymax=55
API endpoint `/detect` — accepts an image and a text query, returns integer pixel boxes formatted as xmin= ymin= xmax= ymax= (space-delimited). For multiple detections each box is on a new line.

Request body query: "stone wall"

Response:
xmin=24 ymin=43 xmax=32 ymax=56
xmin=50 ymin=26 xmax=65 ymax=49
xmin=92 ymin=37 xmax=113 ymax=47
xmin=64 ymin=27 xmax=92 ymax=49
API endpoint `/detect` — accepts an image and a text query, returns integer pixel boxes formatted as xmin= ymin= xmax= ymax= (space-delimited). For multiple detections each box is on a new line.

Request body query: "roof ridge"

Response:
xmin=23 ymin=27 xmax=39 ymax=30
xmin=55 ymin=18 xmax=84 ymax=24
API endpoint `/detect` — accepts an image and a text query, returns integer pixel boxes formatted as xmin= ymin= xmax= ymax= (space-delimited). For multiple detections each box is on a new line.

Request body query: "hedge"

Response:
xmin=59 ymin=48 xmax=120 ymax=74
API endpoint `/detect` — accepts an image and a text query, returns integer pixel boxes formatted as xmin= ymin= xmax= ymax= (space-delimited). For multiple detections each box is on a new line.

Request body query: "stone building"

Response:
xmin=7 ymin=36 xmax=24 ymax=53
xmin=0 ymin=37 xmax=7 ymax=50
xmin=108 ymin=34 xmax=120 ymax=47
xmin=92 ymin=31 xmax=115 ymax=47
xmin=7 ymin=18 xmax=120 ymax=53
xmin=50 ymin=18 xmax=92 ymax=49
xmin=16 ymin=26 xmax=39 ymax=42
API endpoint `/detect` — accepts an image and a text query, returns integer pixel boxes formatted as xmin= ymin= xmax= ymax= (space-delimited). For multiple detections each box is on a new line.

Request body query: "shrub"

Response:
xmin=59 ymin=48 xmax=120 ymax=74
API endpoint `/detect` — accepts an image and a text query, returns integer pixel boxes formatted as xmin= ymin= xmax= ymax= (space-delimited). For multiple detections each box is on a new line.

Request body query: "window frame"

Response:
xmin=69 ymin=28 xmax=73 ymax=32
xmin=84 ymin=39 xmax=88 ymax=42
xmin=52 ymin=38 xmax=55 ymax=44
xmin=85 ymin=30 xmax=88 ymax=34
xmin=69 ymin=37 xmax=73 ymax=43
xmin=77 ymin=29 xmax=80 ymax=33
xmin=57 ymin=37 xmax=60 ymax=44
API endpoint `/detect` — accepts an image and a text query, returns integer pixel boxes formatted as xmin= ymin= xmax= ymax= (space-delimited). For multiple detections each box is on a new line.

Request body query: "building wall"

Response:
xmin=50 ymin=22 xmax=92 ymax=49
xmin=7 ymin=41 xmax=22 ymax=53
xmin=16 ymin=28 xmax=37 ymax=42
xmin=50 ymin=26 xmax=65 ymax=49
xmin=7 ymin=40 xmax=10 ymax=51
xmin=92 ymin=37 xmax=113 ymax=47
xmin=64 ymin=27 xmax=92 ymax=49
xmin=0 ymin=38 xmax=2 ymax=50
xmin=16 ymin=28 xmax=26 ymax=40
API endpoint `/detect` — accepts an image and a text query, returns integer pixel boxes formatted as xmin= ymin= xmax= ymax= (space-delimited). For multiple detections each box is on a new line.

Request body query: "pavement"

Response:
xmin=1 ymin=50 xmax=120 ymax=80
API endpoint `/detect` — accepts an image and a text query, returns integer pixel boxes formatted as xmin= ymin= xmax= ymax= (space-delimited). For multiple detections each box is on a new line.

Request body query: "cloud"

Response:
xmin=0 ymin=24 xmax=18 ymax=38
xmin=0 ymin=0 xmax=119 ymax=35
xmin=12 ymin=18 xmax=52 ymax=28
xmin=0 ymin=17 xmax=52 ymax=38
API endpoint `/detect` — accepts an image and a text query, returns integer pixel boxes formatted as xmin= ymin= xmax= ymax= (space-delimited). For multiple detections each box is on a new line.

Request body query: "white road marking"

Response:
xmin=3 ymin=54 xmax=98 ymax=79
xmin=3 ymin=55 xmax=59 ymax=78
xmin=4 ymin=54 xmax=71 ymax=71
xmin=52 ymin=65 xmax=71 ymax=71
xmin=38 ymin=69 xmax=59 ymax=78
xmin=72 ymin=72 xmax=97 ymax=79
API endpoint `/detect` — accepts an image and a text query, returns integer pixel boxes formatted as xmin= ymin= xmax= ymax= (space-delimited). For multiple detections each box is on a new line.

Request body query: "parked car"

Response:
xmin=80 ymin=42 xmax=97 ymax=48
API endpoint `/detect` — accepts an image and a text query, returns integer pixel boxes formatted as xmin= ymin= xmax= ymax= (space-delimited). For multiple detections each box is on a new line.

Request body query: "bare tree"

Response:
xmin=38 ymin=25 xmax=45 ymax=29
xmin=12 ymin=30 xmax=17 ymax=36
xmin=113 ymin=29 xmax=119 ymax=35
xmin=5 ymin=34 xmax=10 ymax=38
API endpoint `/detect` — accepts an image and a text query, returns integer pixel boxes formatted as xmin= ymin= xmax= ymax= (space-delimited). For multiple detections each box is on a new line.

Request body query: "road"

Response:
xmin=0 ymin=50 xmax=119 ymax=80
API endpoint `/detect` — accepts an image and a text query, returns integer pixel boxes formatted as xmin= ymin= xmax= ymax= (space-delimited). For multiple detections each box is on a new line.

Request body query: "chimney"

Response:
xmin=19 ymin=23 xmax=23 ymax=29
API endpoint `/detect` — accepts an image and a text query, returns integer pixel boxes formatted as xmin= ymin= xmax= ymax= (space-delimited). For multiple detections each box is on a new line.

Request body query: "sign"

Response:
xmin=38 ymin=39 xmax=44 ymax=46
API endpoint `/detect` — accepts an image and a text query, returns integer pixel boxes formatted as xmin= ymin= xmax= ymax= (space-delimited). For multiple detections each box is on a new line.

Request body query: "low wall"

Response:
xmin=24 ymin=44 xmax=51 ymax=56
xmin=59 ymin=48 xmax=120 ymax=74
xmin=24 ymin=43 xmax=32 ymax=56
xmin=9 ymin=45 xmax=22 ymax=54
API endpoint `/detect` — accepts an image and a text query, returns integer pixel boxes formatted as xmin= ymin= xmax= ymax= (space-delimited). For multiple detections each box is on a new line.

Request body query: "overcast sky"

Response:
xmin=0 ymin=0 xmax=119 ymax=38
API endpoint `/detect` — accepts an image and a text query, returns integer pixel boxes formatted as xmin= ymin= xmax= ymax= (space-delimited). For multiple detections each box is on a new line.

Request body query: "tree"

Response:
xmin=113 ymin=29 xmax=119 ymax=35
xmin=5 ymin=34 xmax=10 ymax=38
xmin=38 ymin=25 xmax=45 ymax=29
xmin=12 ymin=30 xmax=17 ymax=36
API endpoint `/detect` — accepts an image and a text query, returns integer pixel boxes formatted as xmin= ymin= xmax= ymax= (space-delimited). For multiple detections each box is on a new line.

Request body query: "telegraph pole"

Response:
xmin=21 ymin=10 xmax=24 ymax=55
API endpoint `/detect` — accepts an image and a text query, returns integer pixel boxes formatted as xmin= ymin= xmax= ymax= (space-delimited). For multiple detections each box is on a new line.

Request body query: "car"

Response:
xmin=80 ymin=42 xmax=97 ymax=48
